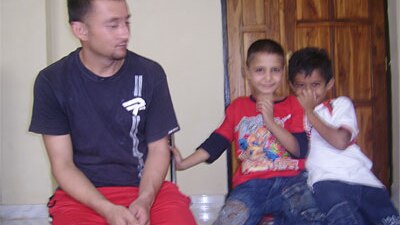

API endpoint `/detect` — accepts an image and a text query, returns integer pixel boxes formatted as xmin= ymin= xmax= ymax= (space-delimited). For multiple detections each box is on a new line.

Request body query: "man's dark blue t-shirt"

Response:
xmin=29 ymin=49 xmax=179 ymax=187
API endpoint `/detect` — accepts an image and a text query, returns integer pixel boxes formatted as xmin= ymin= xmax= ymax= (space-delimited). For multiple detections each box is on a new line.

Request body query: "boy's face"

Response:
xmin=290 ymin=69 xmax=334 ymax=105
xmin=246 ymin=53 xmax=284 ymax=97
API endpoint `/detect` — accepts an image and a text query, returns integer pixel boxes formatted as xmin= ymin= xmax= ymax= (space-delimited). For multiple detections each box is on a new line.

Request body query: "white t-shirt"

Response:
xmin=305 ymin=96 xmax=384 ymax=188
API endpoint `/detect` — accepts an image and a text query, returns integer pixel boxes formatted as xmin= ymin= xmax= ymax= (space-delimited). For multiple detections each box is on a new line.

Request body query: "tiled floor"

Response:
xmin=1 ymin=218 xmax=50 ymax=225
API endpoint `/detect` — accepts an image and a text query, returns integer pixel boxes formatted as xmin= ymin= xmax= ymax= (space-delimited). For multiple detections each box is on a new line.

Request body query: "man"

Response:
xmin=29 ymin=0 xmax=196 ymax=224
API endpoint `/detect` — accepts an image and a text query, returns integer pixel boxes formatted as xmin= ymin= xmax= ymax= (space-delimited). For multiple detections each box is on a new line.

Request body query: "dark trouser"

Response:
xmin=214 ymin=172 xmax=325 ymax=225
xmin=313 ymin=181 xmax=400 ymax=225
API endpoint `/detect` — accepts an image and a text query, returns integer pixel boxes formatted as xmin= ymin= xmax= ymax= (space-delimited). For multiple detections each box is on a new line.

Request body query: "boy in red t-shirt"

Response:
xmin=173 ymin=39 xmax=324 ymax=225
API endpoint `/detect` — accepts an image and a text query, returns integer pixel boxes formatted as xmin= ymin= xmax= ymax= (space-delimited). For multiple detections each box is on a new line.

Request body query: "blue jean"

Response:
xmin=313 ymin=181 xmax=400 ymax=225
xmin=213 ymin=172 xmax=325 ymax=225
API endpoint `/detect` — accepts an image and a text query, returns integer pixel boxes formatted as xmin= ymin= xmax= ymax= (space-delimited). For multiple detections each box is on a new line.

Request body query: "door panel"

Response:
xmin=296 ymin=0 xmax=329 ymax=20
xmin=226 ymin=0 xmax=390 ymax=188
xmin=356 ymin=107 xmax=374 ymax=159
xmin=295 ymin=27 xmax=331 ymax=55
xmin=334 ymin=0 xmax=369 ymax=19
xmin=334 ymin=26 xmax=372 ymax=100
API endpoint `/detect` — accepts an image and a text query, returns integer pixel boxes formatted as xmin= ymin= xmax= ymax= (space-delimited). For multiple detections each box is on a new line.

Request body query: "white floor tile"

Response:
xmin=0 ymin=218 xmax=50 ymax=225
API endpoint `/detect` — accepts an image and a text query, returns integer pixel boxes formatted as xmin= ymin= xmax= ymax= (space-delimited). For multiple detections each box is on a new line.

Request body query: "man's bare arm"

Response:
xmin=128 ymin=136 xmax=171 ymax=225
xmin=43 ymin=134 xmax=137 ymax=225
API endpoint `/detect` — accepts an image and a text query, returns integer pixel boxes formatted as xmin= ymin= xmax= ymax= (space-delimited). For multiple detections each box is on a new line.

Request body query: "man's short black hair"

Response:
xmin=67 ymin=0 xmax=94 ymax=23
xmin=288 ymin=47 xmax=333 ymax=84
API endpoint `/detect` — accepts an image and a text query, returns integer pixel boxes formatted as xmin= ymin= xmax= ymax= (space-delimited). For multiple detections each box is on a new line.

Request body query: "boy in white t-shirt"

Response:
xmin=288 ymin=47 xmax=400 ymax=225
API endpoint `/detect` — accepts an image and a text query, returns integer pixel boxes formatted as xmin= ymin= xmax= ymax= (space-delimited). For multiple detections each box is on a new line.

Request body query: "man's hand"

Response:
xmin=103 ymin=204 xmax=139 ymax=225
xmin=128 ymin=196 xmax=152 ymax=225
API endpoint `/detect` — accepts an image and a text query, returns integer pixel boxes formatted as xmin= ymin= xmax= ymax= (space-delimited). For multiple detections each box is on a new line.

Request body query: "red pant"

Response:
xmin=48 ymin=181 xmax=197 ymax=225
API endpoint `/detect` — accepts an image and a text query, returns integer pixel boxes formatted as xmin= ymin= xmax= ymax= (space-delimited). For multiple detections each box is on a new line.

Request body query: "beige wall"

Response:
xmin=130 ymin=0 xmax=227 ymax=195
xmin=1 ymin=0 xmax=53 ymax=204
xmin=388 ymin=0 xmax=400 ymax=209
xmin=0 ymin=0 xmax=399 ymax=207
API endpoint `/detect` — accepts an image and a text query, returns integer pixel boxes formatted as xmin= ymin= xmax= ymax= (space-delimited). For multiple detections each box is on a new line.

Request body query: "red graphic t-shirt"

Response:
xmin=215 ymin=95 xmax=306 ymax=187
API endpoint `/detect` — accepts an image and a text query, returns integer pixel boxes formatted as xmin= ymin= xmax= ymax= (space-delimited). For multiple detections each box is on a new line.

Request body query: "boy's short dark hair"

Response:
xmin=288 ymin=47 xmax=333 ymax=84
xmin=67 ymin=0 xmax=93 ymax=23
xmin=246 ymin=39 xmax=284 ymax=66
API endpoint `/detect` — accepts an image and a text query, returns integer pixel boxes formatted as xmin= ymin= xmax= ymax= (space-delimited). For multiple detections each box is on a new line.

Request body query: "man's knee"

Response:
xmin=213 ymin=200 xmax=249 ymax=225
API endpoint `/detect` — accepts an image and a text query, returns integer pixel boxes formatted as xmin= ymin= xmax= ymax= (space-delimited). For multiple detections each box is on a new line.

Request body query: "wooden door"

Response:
xmin=225 ymin=0 xmax=390 ymax=188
